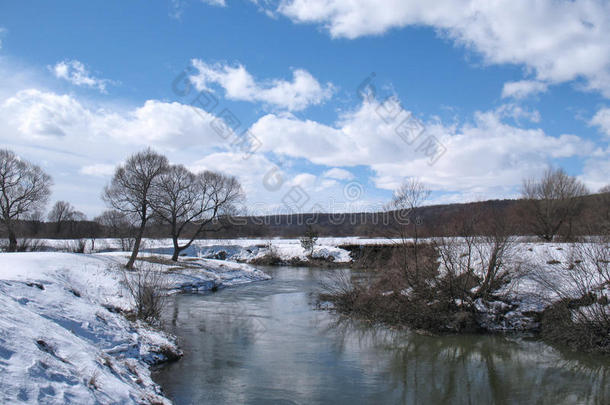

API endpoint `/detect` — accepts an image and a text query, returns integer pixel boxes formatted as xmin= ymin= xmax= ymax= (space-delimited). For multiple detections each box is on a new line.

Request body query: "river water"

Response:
xmin=153 ymin=266 xmax=610 ymax=405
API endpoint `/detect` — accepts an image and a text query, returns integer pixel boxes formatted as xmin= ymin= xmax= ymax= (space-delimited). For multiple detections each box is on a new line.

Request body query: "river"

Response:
xmin=153 ymin=266 xmax=610 ymax=405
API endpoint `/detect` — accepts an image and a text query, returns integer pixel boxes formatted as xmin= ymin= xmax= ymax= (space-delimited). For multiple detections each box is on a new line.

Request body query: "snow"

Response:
xmin=0 ymin=252 xmax=270 ymax=404
xmin=33 ymin=237 xmax=385 ymax=263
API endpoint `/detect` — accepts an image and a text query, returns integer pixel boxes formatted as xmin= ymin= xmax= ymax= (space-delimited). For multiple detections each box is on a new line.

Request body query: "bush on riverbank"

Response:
xmin=320 ymin=237 xmax=520 ymax=333
xmin=535 ymin=236 xmax=610 ymax=353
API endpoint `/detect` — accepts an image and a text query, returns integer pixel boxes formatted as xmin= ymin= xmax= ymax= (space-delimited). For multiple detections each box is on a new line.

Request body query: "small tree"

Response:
xmin=94 ymin=210 xmax=136 ymax=251
xmin=300 ymin=226 xmax=318 ymax=257
xmin=0 ymin=150 xmax=52 ymax=251
xmin=103 ymin=149 xmax=169 ymax=269
xmin=388 ymin=178 xmax=431 ymax=287
xmin=522 ymin=167 xmax=589 ymax=241
xmin=47 ymin=200 xmax=85 ymax=235
xmin=149 ymin=165 xmax=243 ymax=261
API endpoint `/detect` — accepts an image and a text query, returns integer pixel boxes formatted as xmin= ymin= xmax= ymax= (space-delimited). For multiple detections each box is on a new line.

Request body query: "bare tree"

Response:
xmin=388 ymin=178 xmax=431 ymax=287
xmin=0 ymin=149 xmax=52 ymax=251
xmin=26 ymin=209 xmax=45 ymax=236
xmin=149 ymin=165 xmax=243 ymax=261
xmin=94 ymin=210 xmax=135 ymax=251
xmin=522 ymin=167 xmax=589 ymax=241
xmin=103 ymin=149 xmax=169 ymax=269
xmin=48 ymin=200 xmax=81 ymax=234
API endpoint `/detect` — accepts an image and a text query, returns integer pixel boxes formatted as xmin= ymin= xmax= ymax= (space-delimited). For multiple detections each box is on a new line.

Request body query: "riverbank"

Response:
xmin=0 ymin=252 xmax=269 ymax=404
xmin=320 ymin=239 xmax=610 ymax=353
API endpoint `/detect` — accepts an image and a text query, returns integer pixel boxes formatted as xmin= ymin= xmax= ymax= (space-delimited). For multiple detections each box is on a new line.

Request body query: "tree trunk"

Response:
xmin=126 ymin=222 xmax=146 ymax=269
xmin=7 ymin=226 xmax=17 ymax=252
xmin=171 ymin=235 xmax=181 ymax=262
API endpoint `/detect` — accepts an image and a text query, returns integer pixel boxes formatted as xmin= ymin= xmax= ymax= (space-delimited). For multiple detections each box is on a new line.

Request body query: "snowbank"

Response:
xmin=0 ymin=252 xmax=269 ymax=404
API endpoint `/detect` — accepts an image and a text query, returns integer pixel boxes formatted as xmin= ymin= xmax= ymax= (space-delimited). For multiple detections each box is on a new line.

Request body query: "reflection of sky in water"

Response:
xmin=154 ymin=267 xmax=610 ymax=405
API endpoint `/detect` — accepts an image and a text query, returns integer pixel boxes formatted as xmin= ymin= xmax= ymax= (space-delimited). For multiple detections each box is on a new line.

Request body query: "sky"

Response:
xmin=0 ymin=0 xmax=609 ymax=218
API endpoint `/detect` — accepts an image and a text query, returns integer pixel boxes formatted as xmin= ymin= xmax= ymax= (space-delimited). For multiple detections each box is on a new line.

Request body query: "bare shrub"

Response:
xmin=387 ymin=178 xmax=432 ymax=289
xmin=122 ymin=264 xmax=169 ymax=323
xmin=522 ymin=167 xmax=589 ymax=241
xmin=299 ymin=225 xmax=318 ymax=257
xmin=16 ymin=238 xmax=48 ymax=252
xmin=534 ymin=236 xmax=610 ymax=352
xmin=60 ymin=239 xmax=88 ymax=253
xmin=250 ymin=242 xmax=282 ymax=265
xmin=323 ymin=203 xmax=522 ymax=333
xmin=94 ymin=210 xmax=136 ymax=252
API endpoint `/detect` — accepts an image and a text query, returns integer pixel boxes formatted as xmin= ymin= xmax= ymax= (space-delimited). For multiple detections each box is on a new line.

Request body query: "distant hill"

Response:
xmin=10 ymin=193 xmax=608 ymax=240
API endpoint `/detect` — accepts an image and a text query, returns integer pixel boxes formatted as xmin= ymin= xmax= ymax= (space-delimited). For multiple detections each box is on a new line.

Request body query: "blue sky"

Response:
xmin=0 ymin=0 xmax=609 ymax=217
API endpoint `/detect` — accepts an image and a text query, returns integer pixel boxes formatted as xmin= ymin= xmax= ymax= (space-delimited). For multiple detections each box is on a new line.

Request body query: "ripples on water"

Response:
xmin=153 ymin=267 xmax=610 ymax=405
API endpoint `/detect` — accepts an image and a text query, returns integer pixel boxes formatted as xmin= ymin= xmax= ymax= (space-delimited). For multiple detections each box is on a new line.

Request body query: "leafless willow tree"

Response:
xmin=387 ymin=178 xmax=431 ymax=288
xmin=149 ymin=164 xmax=243 ymax=261
xmin=0 ymin=149 xmax=52 ymax=251
xmin=103 ymin=149 xmax=169 ymax=269
xmin=522 ymin=167 xmax=589 ymax=241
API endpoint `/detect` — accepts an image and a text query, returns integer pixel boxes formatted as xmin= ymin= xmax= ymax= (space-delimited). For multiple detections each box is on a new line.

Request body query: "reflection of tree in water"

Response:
xmin=322 ymin=316 xmax=610 ymax=404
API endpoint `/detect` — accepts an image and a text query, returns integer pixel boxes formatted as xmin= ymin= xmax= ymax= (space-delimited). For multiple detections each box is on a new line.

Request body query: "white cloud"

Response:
xmin=1 ymin=89 xmax=226 ymax=150
xmin=0 ymin=87 xmax=259 ymax=215
xmin=495 ymin=103 xmax=541 ymax=123
xmin=289 ymin=173 xmax=317 ymax=188
xmin=502 ymin=80 xmax=548 ymax=99
xmin=51 ymin=60 xmax=113 ymax=93
xmin=201 ymin=0 xmax=226 ymax=6
xmin=323 ymin=167 xmax=354 ymax=180
xmin=80 ymin=164 xmax=116 ymax=177
xmin=273 ymin=0 xmax=610 ymax=97
xmin=250 ymin=97 xmax=592 ymax=196
xmin=590 ymin=107 xmax=610 ymax=137
xmin=190 ymin=59 xmax=334 ymax=110
xmin=580 ymin=149 xmax=610 ymax=191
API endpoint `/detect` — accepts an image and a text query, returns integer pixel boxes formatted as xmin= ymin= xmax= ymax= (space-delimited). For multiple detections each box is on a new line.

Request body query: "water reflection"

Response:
xmin=154 ymin=267 xmax=610 ymax=405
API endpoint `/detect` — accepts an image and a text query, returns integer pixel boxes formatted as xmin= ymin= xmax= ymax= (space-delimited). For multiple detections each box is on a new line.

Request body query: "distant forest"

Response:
xmin=9 ymin=192 xmax=609 ymax=241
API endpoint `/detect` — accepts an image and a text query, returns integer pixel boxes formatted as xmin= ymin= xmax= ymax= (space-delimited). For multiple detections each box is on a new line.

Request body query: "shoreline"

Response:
xmin=0 ymin=251 xmax=270 ymax=404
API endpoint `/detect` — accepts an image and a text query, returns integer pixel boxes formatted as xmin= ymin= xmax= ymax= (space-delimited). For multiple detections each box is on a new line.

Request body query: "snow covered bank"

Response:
xmin=0 ymin=252 xmax=269 ymax=404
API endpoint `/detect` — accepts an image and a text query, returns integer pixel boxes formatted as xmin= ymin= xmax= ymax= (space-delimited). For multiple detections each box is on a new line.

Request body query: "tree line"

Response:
xmin=0 ymin=148 xmax=243 ymax=268
xmin=0 ymin=147 xmax=608 ymax=265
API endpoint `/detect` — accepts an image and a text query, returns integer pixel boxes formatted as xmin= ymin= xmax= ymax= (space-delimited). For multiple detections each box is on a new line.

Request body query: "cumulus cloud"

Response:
xmin=271 ymin=0 xmax=610 ymax=98
xmin=51 ymin=60 xmax=113 ymax=93
xmin=580 ymin=153 xmax=610 ymax=191
xmin=502 ymin=80 xmax=548 ymax=99
xmin=190 ymin=59 xmax=334 ymax=110
xmin=0 ymin=87 xmax=263 ymax=214
xmin=250 ymin=96 xmax=592 ymax=197
xmin=1 ymin=89 xmax=226 ymax=150
xmin=323 ymin=167 xmax=354 ymax=180
xmin=590 ymin=107 xmax=610 ymax=137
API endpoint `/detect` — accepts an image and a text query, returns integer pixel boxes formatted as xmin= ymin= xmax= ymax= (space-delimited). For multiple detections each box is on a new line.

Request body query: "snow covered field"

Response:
xmin=0 ymin=252 xmax=269 ymax=404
